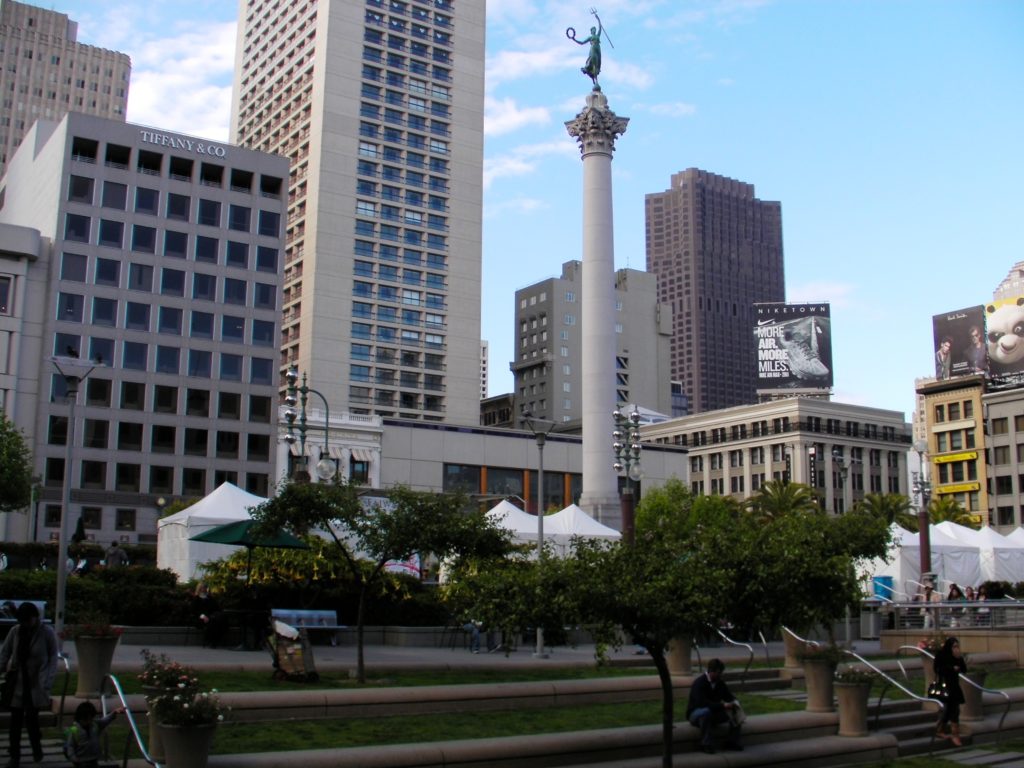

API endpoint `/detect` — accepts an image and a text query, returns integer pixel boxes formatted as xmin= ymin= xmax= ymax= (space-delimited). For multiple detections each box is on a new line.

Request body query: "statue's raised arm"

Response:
xmin=566 ymin=9 xmax=606 ymax=89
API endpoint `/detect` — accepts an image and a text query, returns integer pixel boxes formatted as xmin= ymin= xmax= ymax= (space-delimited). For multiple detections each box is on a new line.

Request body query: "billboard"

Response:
xmin=931 ymin=305 xmax=988 ymax=379
xmin=753 ymin=303 xmax=833 ymax=389
xmin=984 ymin=295 xmax=1024 ymax=376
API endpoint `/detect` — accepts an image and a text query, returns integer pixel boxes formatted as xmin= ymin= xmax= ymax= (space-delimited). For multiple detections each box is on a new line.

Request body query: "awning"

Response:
xmin=288 ymin=443 xmax=315 ymax=457
xmin=351 ymin=448 xmax=375 ymax=462
xmin=328 ymin=445 xmax=346 ymax=460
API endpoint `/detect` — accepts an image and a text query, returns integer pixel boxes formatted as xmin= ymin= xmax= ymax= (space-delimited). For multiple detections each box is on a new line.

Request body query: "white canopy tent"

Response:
xmin=870 ymin=524 xmax=982 ymax=597
xmin=156 ymin=482 xmax=267 ymax=581
xmin=485 ymin=500 xmax=540 ymax=548
xmin=546 ymin=504 xmax=622 ymax=553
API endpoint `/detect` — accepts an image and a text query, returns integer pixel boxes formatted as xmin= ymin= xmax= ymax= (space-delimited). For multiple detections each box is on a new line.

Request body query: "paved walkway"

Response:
xmin=61 ymin=635 xmax=885 ymax=674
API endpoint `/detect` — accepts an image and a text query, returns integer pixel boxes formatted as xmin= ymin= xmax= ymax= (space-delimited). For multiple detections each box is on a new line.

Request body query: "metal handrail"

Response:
xmin=55 ymin=652 xmax=71 ymax=728
xmin=711 ymin=626 xmax=753 ymax=687
xmin=99 ymin=673 xmax=161 ymax=768
xmin=757 ymin=630 xmax=772 ymax=669
xmin=781 ymin=625 xmax=820 ymax=650
xmin=845 ymin=648 xmax=943 ymax=744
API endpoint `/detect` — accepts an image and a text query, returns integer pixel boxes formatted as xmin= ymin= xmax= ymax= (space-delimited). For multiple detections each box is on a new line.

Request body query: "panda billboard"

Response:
xmin=753 ymin=303 xmax=833 ymax=390
xmin=985 ymin=296 xmax=1024 ymax=376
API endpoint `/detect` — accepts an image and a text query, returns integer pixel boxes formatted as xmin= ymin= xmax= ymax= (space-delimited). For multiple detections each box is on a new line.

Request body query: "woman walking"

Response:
xmin=0 ymin=602 xmax=58 ymax=766
xmin=933 ymin=636 xmax=967 ymax=746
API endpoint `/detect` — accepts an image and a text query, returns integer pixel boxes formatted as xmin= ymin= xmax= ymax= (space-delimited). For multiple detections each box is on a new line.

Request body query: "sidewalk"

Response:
xmin=62 ymin=635 xmax=884 ymax=675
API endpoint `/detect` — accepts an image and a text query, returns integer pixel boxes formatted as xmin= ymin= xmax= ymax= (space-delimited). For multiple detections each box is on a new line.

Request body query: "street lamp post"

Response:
xmin=613 ymin=406 xmax=642 ymax=544
xmin=912 ymin=440 xmax=933 ymax=578
xmin=523 ymin=411 xmax=556 ymax=660
xmin=283 ymin=368 xmax=338 ymax=483
xmin=50 ymin=355 xmax=101 ymax=646
xmin=831 ymin=447 xmax=850 ymax=514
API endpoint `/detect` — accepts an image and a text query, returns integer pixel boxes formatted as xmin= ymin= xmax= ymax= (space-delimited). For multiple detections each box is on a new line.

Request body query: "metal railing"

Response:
xmin=99 ymin=673 xmax=160 ymax=768
xmin=692 ymin=626 xmax=755 ymax=688
xmin=867 ymin=598 xmax=1023 ymax=631
xmin=55 ymin=652 xmax=71 ymax=728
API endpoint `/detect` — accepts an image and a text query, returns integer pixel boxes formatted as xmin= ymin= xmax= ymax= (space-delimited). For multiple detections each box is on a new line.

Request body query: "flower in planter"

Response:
xmin=138 ymin=650 xmax=200 ymax=693
xmin=151 ymin=688 xmax=228 ymax=727
xmin=916 ymin=633 xmax=948 ymax=655
xmin=834 ymin=666 xmax=877 ymax=684
xmin=59 ymin=610 xmax=124 ymax=640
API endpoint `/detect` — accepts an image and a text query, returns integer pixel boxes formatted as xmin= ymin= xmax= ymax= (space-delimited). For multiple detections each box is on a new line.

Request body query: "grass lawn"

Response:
xmin=50 ymin=692 xmax=800 ymax=759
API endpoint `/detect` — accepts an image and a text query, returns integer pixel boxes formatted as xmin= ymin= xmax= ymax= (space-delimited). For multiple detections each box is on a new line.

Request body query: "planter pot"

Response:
xmin=142 ymin=686 xmax=173 ymax=762
xmin=836 ymin=682 xmax=872 ymax=736
xmin=666 ymin=636 xmax=692 ymax=675
xmin=157 ymin=722 xmax=217 ymax=768
xmin=961 ymin=669 xmax=988 ymax=721
xmin=802 ymin=658 xmax=837 ymax=713
xmin=73 ymin=635 xmax=121 ymax=698
xmin=783 ymin=632 xmax=803 ymax=670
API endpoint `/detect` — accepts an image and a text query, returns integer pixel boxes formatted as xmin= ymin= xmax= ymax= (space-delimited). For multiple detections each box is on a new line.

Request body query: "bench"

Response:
xmin=270 ymin=609 xmax=346 ymax=646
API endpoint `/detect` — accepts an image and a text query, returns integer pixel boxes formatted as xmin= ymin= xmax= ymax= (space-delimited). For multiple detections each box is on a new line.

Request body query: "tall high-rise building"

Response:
xmin=0 ymin=0 xmax=130 ymax=176
xmin=0 ymin=113 xmax=288 ymax=543
xmin=645 ymin=168 xmax=785 ymax=414
xmin=512 ymin=260 xmax=673 ymax=426
xmin=230 ymin=0 xmax=484 ymax=424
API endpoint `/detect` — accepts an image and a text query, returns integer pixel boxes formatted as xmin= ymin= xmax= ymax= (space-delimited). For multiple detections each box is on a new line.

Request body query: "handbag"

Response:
xmin=927 ymin=680 xmax=949 ymax=701
xmin=0 ymin=669 xmax=17 ymax=708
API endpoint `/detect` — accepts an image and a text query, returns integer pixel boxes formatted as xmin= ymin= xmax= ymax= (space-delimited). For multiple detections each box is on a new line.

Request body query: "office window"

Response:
xmin=95 ymin=258 xmax=120 ymax=287
xmin=197 ymin=198 xmax=220 ymax=226
xmin=184 ymin=428 xmax=208 ymax=456
xmin=57 ymin=292 xmax=84 ymax=322
xmin=61 ymin=252 xmax=88 ymax=282
xmin=226 ymin=241 xmax=248 ymax=268
xmin=101 ymin=181 xmax=127 ymax=209
xmin=153 ymin=385 xmax=178 ymax=414
xmin=192 ymin=273 xmax=216 ymax=301
xmin=190 ymin=311 xmax=214 ymax=339
xmin=195 ymin=236 xmax=218 ymax=263
xmin=161 ymin=268 xmax=185 ymax=296
xmin=228 ymin=204 xmax=251 ymax=232
xmin=187 ymin=349 xmax=212 ymax=377
xmin=164 ymin=230 xmax=188 ymax=258
xmin=155 ymin=346 xmax=179 ymax=374
xmin=256 ymin=246 xmax=278 ymax=273
xmin=251 ymin=358 xmax=273 ymax=385
xmin=89 ymin=337 xmax=113 ymax=365
xmin=258 ymin=210 xmax=280 ymax=237
xmin=186 ymin=388 xmax=209 ymax=416
xmin=252 ymin=319 xmax=275 ymax=346
xmin=97 ymin=219 xmax=124 ymax=247
xmin=125 ymin=302 xmax=150 ymax=330
xmin=131 ymin=224 xmax=156 ymax=253
xmin=135 ymin=187 xmax=159 ymax=214
xmin=218 ymin=392 xmax=241 ymax=419
xmin=158 ymin=307 xmax=182 ymax=335
xmin=249 ymin=395 xmax=271 ymax=423
xmin=65 ymin=213 xmax=90 ymax=242
xmin=68 ymin=175 xmax=94 ymax=203
xmin=224 ymin=278 xmax=246 ymax=305
xmin=128 ymin=263 xmax=153 ymax=291
xmin=254 ymin=283 xmax=275 ymax=309
xmin=166 ymin=193 xmax=190 ymax=221
xmin=122 ymin=341 xmax=147 ymax=370
xmin=220 ymin=353 xmax=243 ymax=381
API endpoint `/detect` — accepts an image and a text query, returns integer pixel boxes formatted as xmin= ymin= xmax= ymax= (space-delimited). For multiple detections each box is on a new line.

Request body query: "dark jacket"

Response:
xmin=686 ymin=672 xmax=736 ymax=717
xmin=933 ymin=651 xmax=966 ymax=705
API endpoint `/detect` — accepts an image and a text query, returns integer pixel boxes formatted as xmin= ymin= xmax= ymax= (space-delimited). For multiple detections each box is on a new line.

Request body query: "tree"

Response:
xmin=0 ymin=412 xmax=33 ymax=513
xmin=251 ymin=481 xmax=512 ymax=682
xmin=746 ymin=480 xmax=820 ymax=519
xmin=855 ymin=493 xmax=917 ymax=530
xmin=928 ymin=495 xmax=977 ymax=527
xmin=727 ymin=507 xmax=892 ymax=641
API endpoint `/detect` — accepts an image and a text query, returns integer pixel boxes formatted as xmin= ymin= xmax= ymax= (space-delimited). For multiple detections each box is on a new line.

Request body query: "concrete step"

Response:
xmin=0 ymin=737 xmax=118 ymax=766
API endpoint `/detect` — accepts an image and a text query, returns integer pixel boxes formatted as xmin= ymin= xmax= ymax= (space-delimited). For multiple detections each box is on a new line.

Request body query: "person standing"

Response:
xmin=686 ymin=658 xmax=743 ymax=753
xmin=933 ymin=636 xmax=967 ymax=746
xmin=0 ymin=602 xmax=59 ymax=766
xmin=935 ymin=336 xmax=953 ymax=379
xmin=104 ymin=541 xmax=128 ymax=568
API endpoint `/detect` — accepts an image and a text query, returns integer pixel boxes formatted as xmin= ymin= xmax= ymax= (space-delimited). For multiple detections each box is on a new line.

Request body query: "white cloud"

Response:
xmin=486 ymin=48 xmax=576 ymax=88
xmin=485 ymin=97 xmax=551 ymax=137
xmin=483 ymin=197 xmax=549 ymax=218
xmin=483 ymin=139 xmax=577 ymax=189
xmin=605 ymin=61 xmax=655 ymax=90
xmin=644 ymin=101 xmax=698 ymax=117
xmin=787 ymin=281 xmax=856 ymax=309
xmin=123 ymin=22 xmax=237 ymax=141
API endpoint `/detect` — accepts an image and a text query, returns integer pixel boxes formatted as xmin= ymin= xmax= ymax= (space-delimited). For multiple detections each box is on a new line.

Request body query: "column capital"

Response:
xmin=565 ymin=91 xmax=629 ymax=158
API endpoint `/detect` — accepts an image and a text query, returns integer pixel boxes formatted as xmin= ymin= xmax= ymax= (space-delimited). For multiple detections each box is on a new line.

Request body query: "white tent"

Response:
xmin=485 ymin=500 xmax=540 ymax=547
xmin=975 ymin=526 xmax=1024 ymax=583
xmin=156 ymin=482 xmax=267 ymax=581
xmin=546 ymin=504 xmax=622 ymax=548
xmin=871 ymin=524 xmax=981 ymax=597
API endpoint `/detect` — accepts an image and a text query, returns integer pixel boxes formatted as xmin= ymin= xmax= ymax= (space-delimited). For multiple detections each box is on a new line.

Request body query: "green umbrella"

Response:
xmin=190 ymin=520 xmax=308 ymax=582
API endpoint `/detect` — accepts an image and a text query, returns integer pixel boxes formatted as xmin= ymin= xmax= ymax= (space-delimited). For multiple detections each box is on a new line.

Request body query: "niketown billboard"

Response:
xmin=753 ymin=303 xmax=834 ymax=390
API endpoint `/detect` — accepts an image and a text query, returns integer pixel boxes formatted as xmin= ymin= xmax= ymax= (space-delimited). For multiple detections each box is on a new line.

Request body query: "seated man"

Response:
xmin=685 ymin=657 xmax=743 ymax=753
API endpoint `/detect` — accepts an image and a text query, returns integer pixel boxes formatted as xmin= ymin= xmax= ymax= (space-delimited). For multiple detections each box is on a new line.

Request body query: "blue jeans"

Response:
xmin=688 ymin=705 xmax=741 ymax=747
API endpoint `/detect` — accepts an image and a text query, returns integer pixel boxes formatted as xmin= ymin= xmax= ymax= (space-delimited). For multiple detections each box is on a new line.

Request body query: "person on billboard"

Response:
xmin=963 ymin=326 xmax=988 ymax=374
xmin=934 ymin=336 xmax=953 ymax=379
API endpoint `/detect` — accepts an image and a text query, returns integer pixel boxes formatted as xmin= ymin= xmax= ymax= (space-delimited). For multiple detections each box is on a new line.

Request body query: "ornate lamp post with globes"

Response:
xmin=522 ymin=411 xmax=556 ymax=659
xmin=283 ymin=367 xmax=338 ymax=483
xmin=912 ymin=439 xmax=933 ymax=578
xmin=613 ymin=405 xmax=642 ymax=544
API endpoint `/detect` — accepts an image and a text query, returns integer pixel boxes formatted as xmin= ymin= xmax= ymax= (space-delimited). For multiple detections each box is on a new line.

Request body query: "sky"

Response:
xmin=49 ymin=0 xmax=1024 ymax=419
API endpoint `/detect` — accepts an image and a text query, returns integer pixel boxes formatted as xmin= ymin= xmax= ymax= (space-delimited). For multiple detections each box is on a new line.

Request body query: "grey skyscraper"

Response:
xmin=645 ymin=168 xmax=784 ymax=414
xmin=0 ymin=0 xmax=130 ymax=176
xmin=230 ymin=0 xmax=484 ymax=424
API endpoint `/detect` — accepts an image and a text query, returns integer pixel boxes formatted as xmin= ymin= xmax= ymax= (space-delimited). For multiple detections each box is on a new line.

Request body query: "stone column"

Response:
xmin=566 ymin=91 xmax=628 ymax=527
